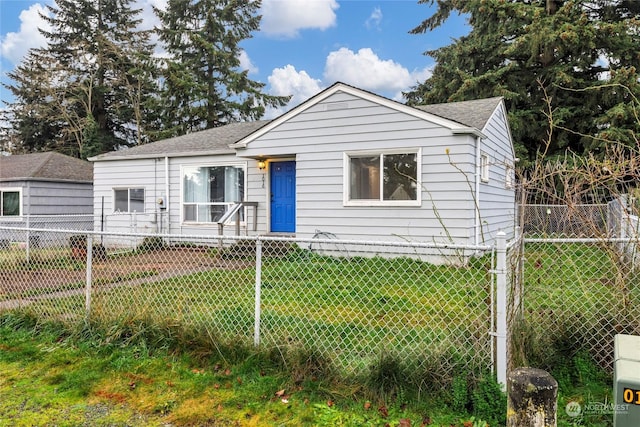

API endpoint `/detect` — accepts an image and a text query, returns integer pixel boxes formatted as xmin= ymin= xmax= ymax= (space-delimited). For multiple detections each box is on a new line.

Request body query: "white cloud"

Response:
xmin=134 ymin=0 xmax=165 ymax=31
xmin=260 ymin=0 xmax=339 ymax=38
xmin=238 ymin=50 xmax=258 ymax=74
xmin=323 ymin=47 xmax=431 ymax=100
xmin=365 ymin=7 xmax=382 ymax=30
xmin=264 ymin=65 xmax=324 ymax=118
xmin=0 ymin=3 xmax=51 ymax=65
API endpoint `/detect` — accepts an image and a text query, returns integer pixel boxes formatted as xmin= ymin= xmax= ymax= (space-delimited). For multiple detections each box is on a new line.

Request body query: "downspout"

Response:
xmin=475 ymin=136 xmax=481 ymax=247
xmin=165 ymin=156 xmax=170 ymax=234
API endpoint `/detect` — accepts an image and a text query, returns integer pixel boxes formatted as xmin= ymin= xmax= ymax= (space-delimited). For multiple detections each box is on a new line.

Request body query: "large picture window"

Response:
xmin=114 ymin=188 xmax=145 ymax=213
xmin=0 ymin=188 xmax=21 ymax=217
xmin=345 ymin=150 xmax=420 ymax=206
xmin=182 ymin=165 xmax=245 ymax=223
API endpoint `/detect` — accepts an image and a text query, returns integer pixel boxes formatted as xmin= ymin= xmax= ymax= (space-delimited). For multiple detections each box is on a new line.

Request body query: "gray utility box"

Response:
xmin=614 ymin=334 xmax=640 ymax=426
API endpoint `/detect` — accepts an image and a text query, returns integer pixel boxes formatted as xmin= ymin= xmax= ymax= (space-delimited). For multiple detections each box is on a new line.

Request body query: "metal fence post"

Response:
xmin=254 ymin=238 xmax=263 ymax=346
xmin=495 ymin=231 xmax=508 ymax=388
xmin=25 ymin=214 xmax=31 ymax=263
xmin=85 ymin=234 xmax=93 ymax=316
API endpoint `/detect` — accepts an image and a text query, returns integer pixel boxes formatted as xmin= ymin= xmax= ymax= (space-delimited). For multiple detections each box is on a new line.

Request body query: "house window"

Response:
xmin=182 ymin=164 xmax=245 ymax=223
xmin=480 ymin=153 xmax=490 ymax=182
xmin=505 ymin=166 xmax=514 ymax=189
xmin=345 ymin=150 xmax=420 ymax=206
xmin=114 ymin=188 xmax=145 ymax=213
xmin=0 ymin=188 xmax=21 ymax=217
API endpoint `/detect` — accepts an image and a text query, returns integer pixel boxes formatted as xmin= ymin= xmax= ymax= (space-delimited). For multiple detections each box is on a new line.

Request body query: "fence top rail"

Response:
xmin=0 ymin=214 xmax=94 ymax=220
xmin=522 ymin=204 xmax=609 ymax=207
xmin=524 ymin=237 xmax=638 ymax=244
xmin=0 ymin=225 xmax=493 ymax=251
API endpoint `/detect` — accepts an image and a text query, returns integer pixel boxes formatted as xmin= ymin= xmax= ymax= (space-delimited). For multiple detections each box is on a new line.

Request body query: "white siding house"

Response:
xmin=90 ymin=82 xmax=516 ymax=250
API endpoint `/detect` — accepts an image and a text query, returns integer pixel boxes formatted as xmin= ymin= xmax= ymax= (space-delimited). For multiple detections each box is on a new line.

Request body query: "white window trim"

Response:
xmin=112 ymin=187 xmax=146 ymax=214
xmin=480 ymin=153 xmax=490 ymax=183
xmin=0 ymin=187 xmax=22 ymax=219
xmin=180 ymin=161 xmax=248 ymax=225
xmin=343 ymin=148 xmax=422 ymax=207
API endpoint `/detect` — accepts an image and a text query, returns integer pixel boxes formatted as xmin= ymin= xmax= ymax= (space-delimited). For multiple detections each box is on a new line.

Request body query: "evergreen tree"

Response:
xmin=3 ymin=0 xmax=158 ymax=158
xmin=3 ymin=51 xmax=65 ymax=154
xmin=155 ymin=0 xmax=289 ymax=136
xmin=406 ymin=0 xmax=640 ymax=163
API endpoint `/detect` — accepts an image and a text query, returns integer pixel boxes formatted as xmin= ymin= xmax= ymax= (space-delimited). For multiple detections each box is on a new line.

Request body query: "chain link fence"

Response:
xmin=0 ymin=226 xmax=498 ymax=379
xmin=4 ymin=220 xmax=634 ymax=379
xmin=513 ymin=202 xmax=640 ymax=372
xmin=0 ymin=215 xmax=93 ymax=250
xmin=509 ymin=237 xmax=640 ymax=372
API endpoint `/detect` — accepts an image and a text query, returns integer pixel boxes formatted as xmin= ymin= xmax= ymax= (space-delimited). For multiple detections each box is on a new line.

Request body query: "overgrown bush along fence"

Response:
xmin=0 ymin=225 xmax=509 ymax=383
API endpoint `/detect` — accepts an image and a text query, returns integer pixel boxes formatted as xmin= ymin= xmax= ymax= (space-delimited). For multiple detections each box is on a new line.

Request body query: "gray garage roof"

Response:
xmin=414 ymin=97 xmax=503 ymax=131
xmin=0 ymin=151 xmax=93 ymax=183
xmin=91 ymin=121 xmax=270 ymax=161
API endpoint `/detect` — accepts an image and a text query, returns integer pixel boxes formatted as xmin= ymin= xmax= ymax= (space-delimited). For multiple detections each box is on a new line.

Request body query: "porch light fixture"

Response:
xmin=257 ymin=160 xmax=266 ymax=170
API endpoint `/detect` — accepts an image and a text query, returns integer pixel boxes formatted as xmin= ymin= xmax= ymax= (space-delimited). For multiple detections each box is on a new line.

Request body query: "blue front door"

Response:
xmin=270 ymin=161 xmax=296 ymax=232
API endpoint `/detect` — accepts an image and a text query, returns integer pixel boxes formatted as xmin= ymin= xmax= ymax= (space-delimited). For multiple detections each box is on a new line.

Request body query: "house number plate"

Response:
xmin=622 ymin=388 xmax=640 ymax=405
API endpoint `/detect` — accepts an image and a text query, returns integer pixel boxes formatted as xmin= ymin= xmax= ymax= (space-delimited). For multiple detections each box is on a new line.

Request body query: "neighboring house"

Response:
xmin=0 ymin=151 xmax=94 ymax=246
xmin=90 ymin=82 xmax=516 ymax=250
xmin=0 ymin=151 xmax=93 ymax=219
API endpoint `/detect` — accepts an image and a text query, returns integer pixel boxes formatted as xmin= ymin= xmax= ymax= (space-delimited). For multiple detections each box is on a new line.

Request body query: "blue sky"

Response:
xmin=0 ymin=0 xmax=469 ymax=117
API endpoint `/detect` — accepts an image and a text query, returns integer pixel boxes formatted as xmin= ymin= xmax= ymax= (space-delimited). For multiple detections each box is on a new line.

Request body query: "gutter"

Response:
xmin=452 ymin=127 xmax=486 ymax=139
xmin=89 ymin=149 xmax=236 ymax=162
xmin=165 ymin=156 xmax=170 ymax=233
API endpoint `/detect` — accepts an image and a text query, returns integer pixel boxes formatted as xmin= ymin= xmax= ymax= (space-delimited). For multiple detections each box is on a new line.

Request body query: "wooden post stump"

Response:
xmin=507 ymin=367 xmax=558 ymax=427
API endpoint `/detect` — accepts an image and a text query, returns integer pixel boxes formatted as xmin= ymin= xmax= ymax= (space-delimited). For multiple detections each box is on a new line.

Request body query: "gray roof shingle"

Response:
xmin=0 ymin=151 xmax=93 ymax=182
xmin=90 ymin=94 xmax=503 ymax=162
xmin=414 ymin=97 xmax=503 ymax=130
xmin=91 ymin=121 xmax=270 ymax=161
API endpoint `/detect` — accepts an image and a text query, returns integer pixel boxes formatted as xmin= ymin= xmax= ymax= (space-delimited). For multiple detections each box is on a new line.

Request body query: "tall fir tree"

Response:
xmin=154 ymin=0 xmax=289 ymax=136
xmin=3 ymin=0 xmax=158 ymax=158
xmin=406 ymin=0 xmax=640 ymax=163
xmin=3 ymin=50 xmax=65 ymax=154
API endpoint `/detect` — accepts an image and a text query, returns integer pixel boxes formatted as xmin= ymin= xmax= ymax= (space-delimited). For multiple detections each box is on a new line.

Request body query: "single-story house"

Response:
xmin=0 ymin=151 xmax=94 ymax=246
xmin=90 ymin=82 xmax=516 ymax=251
xmin=0 ymin=151 xmax=93 ymax=219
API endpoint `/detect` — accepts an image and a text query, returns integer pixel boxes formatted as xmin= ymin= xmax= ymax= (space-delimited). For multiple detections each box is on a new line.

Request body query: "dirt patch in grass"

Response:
xmin=0 ymin=248 xmax=229 ymax=299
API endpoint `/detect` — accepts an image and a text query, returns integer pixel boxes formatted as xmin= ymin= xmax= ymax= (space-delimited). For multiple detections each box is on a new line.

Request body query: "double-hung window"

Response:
xmin=344 ymin=149 xmax=420 ymax=206
xmin=182 ymin=164 xmax=245 ymax=223
xmin=0 ymin=188 xmax=21 ymax=217
xmin=114 ymin=188 xmax=145 ymax=213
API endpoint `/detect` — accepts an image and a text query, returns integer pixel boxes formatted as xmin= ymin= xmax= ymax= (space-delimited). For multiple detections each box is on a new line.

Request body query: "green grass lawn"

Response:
xmin=0 ymin=314 xmax=502 ymax=426
xmin=0 ymin=311 xmax=615 ymax=426
xmin=17 ymin=249 xmax=493 ymax=377
xmin=1 ymin=240 xmax=627 ymax=426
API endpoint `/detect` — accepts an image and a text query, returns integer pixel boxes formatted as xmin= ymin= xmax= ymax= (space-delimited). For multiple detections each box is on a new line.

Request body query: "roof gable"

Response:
xmin=0 ymin=152 xmax=93 ymax=182
xmin=232 ymin=82 xmax=494 ymax=149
